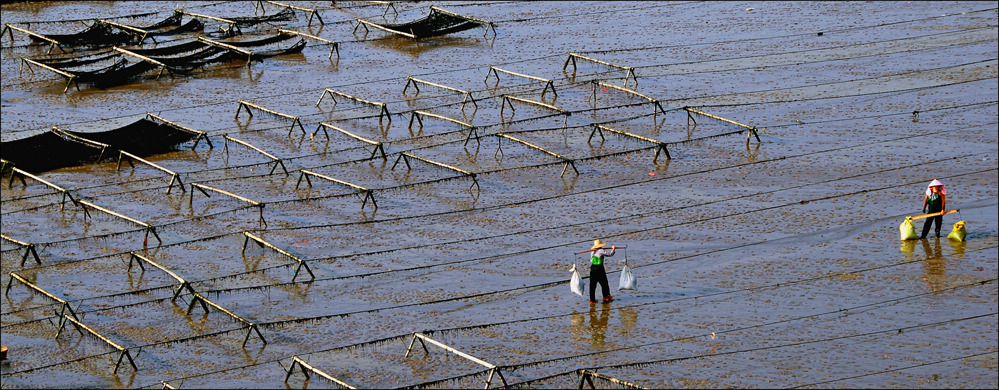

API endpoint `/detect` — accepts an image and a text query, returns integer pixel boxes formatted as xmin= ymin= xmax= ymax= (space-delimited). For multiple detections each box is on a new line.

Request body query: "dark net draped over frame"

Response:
xmin=375 ymin=8 xmax=485 ymax=39
xmin=1 ymin=118 xmax=198 ymax=173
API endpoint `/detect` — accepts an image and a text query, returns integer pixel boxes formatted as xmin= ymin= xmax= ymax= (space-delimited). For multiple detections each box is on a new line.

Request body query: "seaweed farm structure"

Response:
xmin=1 ymin=1 xmax=996 ymax=389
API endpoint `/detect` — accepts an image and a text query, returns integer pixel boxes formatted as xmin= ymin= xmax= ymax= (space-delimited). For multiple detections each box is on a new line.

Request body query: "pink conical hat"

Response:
xmin=925 ymin=179 xmax=946 ymax=196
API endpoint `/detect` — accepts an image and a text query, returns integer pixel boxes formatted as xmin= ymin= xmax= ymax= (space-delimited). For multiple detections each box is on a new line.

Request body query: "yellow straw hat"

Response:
xmin=591 ymin=239 xmax=607 ymax=250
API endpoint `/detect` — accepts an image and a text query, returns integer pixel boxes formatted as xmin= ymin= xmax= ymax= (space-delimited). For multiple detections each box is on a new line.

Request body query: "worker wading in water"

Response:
xmin=921 ymin=179 xmax=947 ymax=239
xmin=589 ymin=239 xmax=616 ymax=304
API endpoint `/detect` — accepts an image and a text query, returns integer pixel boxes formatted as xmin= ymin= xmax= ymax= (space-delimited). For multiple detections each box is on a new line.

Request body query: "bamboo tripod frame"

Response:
xmin=236 ymin=100 xmax=306 ymax=136
xmin=284 ymin=356 xmax=357 ymax=388
xmin=316 ymin=88 xmax=392 ymax=125
xmin=495 ymin=133 xmax=578 ymax=177
xmin=7 ymin=167 xmax=79 ymax=211
xmin=116 ymin=150 xmax=185 ymax=194
xmin=145 ymin=113 xmax=214 ymax=149
xmin=296 ymin=169 xmax=378 ymax=210
xmin=222 ymin=134 xmax=289 ymax=175
xmin=563 ymin=53 xmax=638 ymax=89
xmin=60 ymin=315 xmax=138 ymax=374
xmin=2 ymin=23 xmax=68 ymax=54
xmin=7 ymin=273 xmax=137 ymax=374
xmin=127 ymin=252 xmax=265 ymax=347
xmin=576 ymin=369 xmax=648 ymax=389
xmin=242 ymin=231 xmax=315 ymax=281
xmin=6 ymin=272 xmax=80 ymax=335
xmin=259 ymin=1 xmax=325 ymax=26
xmin=278 ymin=28 xmax=338 ymax=59
xmin=589 ymin=124 xmax=671 ymax=163
xmin=189 ymin=182 xmax=266 ymax=227
xmin=683 ymin=107 xmax=761 ymax=146
xmin=408 ymin=110 xmax=480 ymax=146
xmin=404 ymin=76 xmax=478 ymax=110
xmin=2 ymin=233 xmax=42 ymax=266
xmin=487 ymin=65 xmax=557 ymax=99
xmin=499 ymin=94 xmax=570 ymax=128
xmin=312 ymin=122 xmax=387 ymax=160
xmin=76 ymin=199 xmax=162 ymax=245
xmin=405 ymin=332 xmax=508 ymax=389
xmin=391 ymin=152 xmax=480 ymax=192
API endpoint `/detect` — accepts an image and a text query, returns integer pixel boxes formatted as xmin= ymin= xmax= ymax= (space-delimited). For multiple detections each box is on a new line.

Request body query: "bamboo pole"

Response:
xmin=6 ymin=273 xmax=77 ymax=320
xmin=112 ymin=46 xmax=169 ymax=78
xmin=20 ymin=58 xmax=79 ymax=91
xmin=577 ymin=369 xmax=648 ymax=390
xmin=98 ymin=19 xmax=151 ymax=43
xmin=591 ymin=124 xmax=671 ymax=162
xmin=312 ymin=122 xmax=386 ymax=159
xmin=403 ymin=76 xmax=477 ymax=109
xmin=564 ymin=53 xmax=637 ymax=88
xmin=242 ymin=232 xmax=315 ymax=281
xmin=52 ymin=126 xmax=110 ymax=160
xmin=145 ymin=113 xmax=213 ymax=149
xmin=284 ymin=356 xmax=356 ymax=387
xmin=2 ymin=23 xmax=65 ymax=54
xmin=2 ymin=23 xmax=60 ymax=44
xmin=593 ymin=81 xmax=666 ymax=119
xmin=189 ymin=182 xmax=266 ymax=226
xmin=684 ymin=107 xmax=761 ymax=144
xmin=8 ymin=167 xmax=79 ymax=210
xmin=60 ymin=315 xmax=138 ymax=374
xmin=487 ymin=66 xmax=557 ymax=97
xmin=409 ymin=110 xmax=481 ymax=145
xmin=76 ymin=200 xmax=162 ymax=245
xmin=6 ymin=272 xmax=81 ymax=337
xmin=197 ymin=36 xmax=254 ymax=64
xmin=278 ymin=28 xmax=338 ymax=58
xmin=178 ymin=10 xmax=237 ymax=28
xmin=495 ymin=133 xmax=578 ymax=176
xmin=430 ymin=6 xmax=496 ymax=34
xmin=500 ymin=95 xmax=571 ymax=129
xmin=316 ymin=88 xmax=392 ymax=123
xmin=353 ymin=18 xmax=416 ymax=39
xmin=297 ymin=169 xmax=378 ymax=210
xmin=265 ymin=1 xmax=325 ymax=25
xmin=393 ymin=152 xmax=473 ymax=176
xmin=186 ymin=291 xmax=266 ymax=346
xmin=127 ymin=252 xmax=204 ymax=308
xmin=222 ymin=134 xmax=289 ymax=175
xmin=405 ymin=332 xmax=507 ymax=388
xmin=236 ymin=100 xmax=306 ymax=135
xmin=500 ymin=94 xmax=567 ymax=115
xmin=117 ymin=150 xmax=185 ymax=194
xmin=1 ymin=233 xmax=42 ymax=266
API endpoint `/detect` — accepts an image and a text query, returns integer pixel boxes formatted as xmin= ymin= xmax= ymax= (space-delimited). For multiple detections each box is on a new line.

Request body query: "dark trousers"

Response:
xmin=921 ymin=215 xmax=942 ymax=238
xmin=589 ymin=264 xmax=610 ymax=301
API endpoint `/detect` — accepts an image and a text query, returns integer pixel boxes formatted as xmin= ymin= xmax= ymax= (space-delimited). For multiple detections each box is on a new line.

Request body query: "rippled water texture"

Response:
xmin=1 ymin=1 xmax=996 ymax=388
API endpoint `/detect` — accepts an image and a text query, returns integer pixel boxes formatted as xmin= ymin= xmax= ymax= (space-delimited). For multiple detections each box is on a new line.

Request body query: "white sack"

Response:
xmin=570 ymin=263 xmax=585 ymax=296
xmin=618 ymin=263 xmax=637 ymax=291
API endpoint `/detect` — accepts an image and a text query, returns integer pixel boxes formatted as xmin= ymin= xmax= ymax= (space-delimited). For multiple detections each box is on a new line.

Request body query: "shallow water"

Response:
xmin=1 ymin=1 xmax=997 ymax=388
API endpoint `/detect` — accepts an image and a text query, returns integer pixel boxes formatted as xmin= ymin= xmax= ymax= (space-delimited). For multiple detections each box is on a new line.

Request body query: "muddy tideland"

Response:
xmin=1 ymin=1 xmax=996 ymax=388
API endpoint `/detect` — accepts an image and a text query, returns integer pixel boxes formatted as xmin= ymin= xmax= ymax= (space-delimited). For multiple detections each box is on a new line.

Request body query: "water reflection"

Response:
xmin=618 ymin=306 xmax=638 ymax=334
xmin=920 ymin=238 xmax=945 ymax=292
xmin=569 ymin=305 xmax=640 ymax=349
xmin=569 ymin=306 xmax=609 ymax=349
xmin=947 ymin=238 xmax=966 ymax=257
xmin=899 ymin=239 xmax=917 ymax=256
xmin=587 ymin=305 xmax=610 ymax=349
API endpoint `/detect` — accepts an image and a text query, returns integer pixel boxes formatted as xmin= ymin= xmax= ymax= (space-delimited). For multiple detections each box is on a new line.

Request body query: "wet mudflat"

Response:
xmin=1 ymin=1 xmax=996 ymax=388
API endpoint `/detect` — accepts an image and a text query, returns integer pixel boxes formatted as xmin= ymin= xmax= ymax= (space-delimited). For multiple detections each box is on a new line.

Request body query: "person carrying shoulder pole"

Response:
xmin=588 ymin=239 xmax=616 ymax=304
xmin=920 ymin=179 xmax=946 ymax=239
